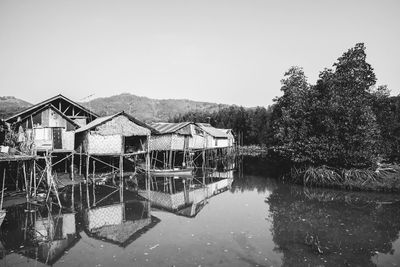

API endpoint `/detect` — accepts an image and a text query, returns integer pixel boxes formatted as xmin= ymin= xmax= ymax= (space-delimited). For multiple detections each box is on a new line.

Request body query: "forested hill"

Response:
xmin=0 ymin=93 xmax=229 ymax=122
xmin=80 ymin=93 xmax=228 ymax=122
xmin=0 ymin=96 xmax=32 ymax=119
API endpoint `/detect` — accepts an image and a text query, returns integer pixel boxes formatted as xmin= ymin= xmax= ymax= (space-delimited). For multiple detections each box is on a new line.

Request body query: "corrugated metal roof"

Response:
xmin=150 ymin=122 xmax=192 ymax=134
xmin=199 ymin=125 xmax=229 ymax=138
xmin=75 ymin=115 xmax=114 ymax=133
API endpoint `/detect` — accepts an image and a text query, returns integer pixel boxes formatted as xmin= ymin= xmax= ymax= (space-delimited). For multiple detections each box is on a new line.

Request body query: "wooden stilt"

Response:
xmin=33 ymin=161 xmax=36 ymax=197
xmin=22 ymin=162 xmax=28 ymax=201
xmin=1 ymin=168 xmax=6 ymax=209
xmin=79 ymin=147 xmax=82 ymax=176
xmin=86 ymin=154 xmax=90 ymax=208
xmin=71 ymin=152 xmax=74 ymax=181
xmin=119 ymin=155 xmax=123 ymax=202
xmin=92 ymin=160 xmax=96 ymax=206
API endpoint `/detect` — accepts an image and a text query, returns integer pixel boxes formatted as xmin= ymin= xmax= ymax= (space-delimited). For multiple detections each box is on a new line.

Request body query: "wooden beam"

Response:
xmin=62 ymin=105 xmax=71 ymax=115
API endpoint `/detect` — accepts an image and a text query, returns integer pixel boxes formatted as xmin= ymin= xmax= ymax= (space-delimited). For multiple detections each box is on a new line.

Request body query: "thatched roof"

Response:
xmin=75 ymin=111 xmax=158 ymax=135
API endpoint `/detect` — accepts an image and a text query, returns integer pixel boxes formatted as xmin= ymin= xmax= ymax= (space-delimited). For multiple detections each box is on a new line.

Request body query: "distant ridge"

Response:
xmin=0 ymin=96 xmax=32 ymax=119
xmin=0 ymin=93 xmax=228 ymax=122
xmin=80 ymin=93 xmax=228 ymax=122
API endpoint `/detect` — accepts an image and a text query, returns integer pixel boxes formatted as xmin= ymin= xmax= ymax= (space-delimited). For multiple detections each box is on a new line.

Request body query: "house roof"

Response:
xmin=75 ymin=111 xmax=158 ymax=134
xmin=198 ymin=125 xmax=230 ymax=138
xmin=150 ymin=122 xmax=193 ymax=134
xmin=17 ymin=104 xmax=80 ymax=129
xmin=6 ymin=94 xmax=99 ymax=123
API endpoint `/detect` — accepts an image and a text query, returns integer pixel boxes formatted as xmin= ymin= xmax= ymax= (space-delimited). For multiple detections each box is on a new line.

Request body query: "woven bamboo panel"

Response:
xmin=189 ymin=135 xmax=205 ymax=149
xmin=170 ymin=135 xmax=185 ymax=150
xmin=149 ymin=135 xmax=172 ymax=151
xmin=86 ymin=203 xmax=124 ymax=230
xmin=62 ymin=131 xmax=75 ymax=150
xmin=96 ymin=116 xmax=150 ymax=136
xmin=88 ymin=134 xmax=122 ymax=154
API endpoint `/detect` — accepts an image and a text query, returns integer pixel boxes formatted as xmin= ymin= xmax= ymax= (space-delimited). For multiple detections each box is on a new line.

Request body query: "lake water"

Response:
xmin=1 ymin=156 xmax=400 ymax=266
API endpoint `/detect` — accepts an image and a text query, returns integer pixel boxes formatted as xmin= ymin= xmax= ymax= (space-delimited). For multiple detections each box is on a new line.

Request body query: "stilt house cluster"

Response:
xmin=0 ymin=94 xmax=236 ymax=210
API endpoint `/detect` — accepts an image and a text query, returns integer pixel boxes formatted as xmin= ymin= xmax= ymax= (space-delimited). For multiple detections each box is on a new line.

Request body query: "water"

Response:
xmin=1 ymin=156 xmax=400 ymax=266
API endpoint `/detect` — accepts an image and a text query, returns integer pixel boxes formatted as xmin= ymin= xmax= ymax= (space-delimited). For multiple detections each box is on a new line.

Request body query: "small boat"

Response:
xmin=150 ymin=167 xmax=194 ymax=177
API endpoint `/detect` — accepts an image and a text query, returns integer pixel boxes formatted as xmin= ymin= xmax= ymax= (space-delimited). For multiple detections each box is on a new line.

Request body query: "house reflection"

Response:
xmin=139 ymin=168 xmax=234 ymax=218
xmin=84 ymin=199 xmax=159 ymax=247
xmin=0 ymin=203 xmax=80 ymax=265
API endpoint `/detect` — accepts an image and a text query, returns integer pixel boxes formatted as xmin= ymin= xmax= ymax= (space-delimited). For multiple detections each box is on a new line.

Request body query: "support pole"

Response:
xmin=22 ymin=162 xmax=28 ymax=202
xmin=86 ymin=154 xmax=90 ymax=208
xmin=119 ymin=154 xmax=123 ymax=203
xmin=1 ymin=168 xmax=6 ymax=209
xmin=92 ymin=160 xmax=96 ymax=206
xmin=33 ymin=160 xmax=36 ymax=197
xmin=71 ymin=152 xmax=74 ymax=182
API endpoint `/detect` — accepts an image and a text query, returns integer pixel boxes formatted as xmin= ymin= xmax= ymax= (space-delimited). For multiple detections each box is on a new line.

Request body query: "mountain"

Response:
xmin=80 ymin=93 xmax=228 ymax=122
xmin=0 ymin=96 xmax=32 ymax=119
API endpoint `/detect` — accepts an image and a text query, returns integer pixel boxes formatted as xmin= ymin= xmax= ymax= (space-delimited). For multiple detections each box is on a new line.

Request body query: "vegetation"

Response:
xmin=172 ymin=105 xmax=273 ymax=145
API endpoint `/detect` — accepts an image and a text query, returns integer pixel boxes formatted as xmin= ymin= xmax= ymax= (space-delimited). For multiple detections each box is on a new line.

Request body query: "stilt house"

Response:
xmin=6 ymin=94 xmax=98 ymax=127
xmin=198 ymin=124 xmax=235 ymax=149
xmin=149 ymin=122 xmax=205 ymax=151
xmin=5 ymin=94 xmax=99 ymax=153
xmin=75 ymin=112 xmax=156 ymax=155
xmin=11 ymin=104 xmax=80 ymax=151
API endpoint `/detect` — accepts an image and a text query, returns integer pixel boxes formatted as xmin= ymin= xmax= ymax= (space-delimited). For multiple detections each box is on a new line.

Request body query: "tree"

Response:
xmin=272 ymin=43 xmax=382 ymax=167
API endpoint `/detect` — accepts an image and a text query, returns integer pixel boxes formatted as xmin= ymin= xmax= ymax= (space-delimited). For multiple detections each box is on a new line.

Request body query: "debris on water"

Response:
xmin=206 ymin=242 xmax=211 ymax=246
xmin=149 ymin=244 xmax=159 ymax=250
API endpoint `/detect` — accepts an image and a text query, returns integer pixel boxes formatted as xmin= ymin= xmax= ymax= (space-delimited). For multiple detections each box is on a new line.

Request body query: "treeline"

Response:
xmin=173 ymin=43 xmax=400 ymax=168
xmin=171 ymin=106 xmax=273 ymax=146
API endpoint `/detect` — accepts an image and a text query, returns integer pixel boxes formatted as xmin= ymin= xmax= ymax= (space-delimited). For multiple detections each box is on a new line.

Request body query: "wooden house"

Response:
xmin=198 ymin=124 xmax=235 ymax=149
xmin=75 ymin=112 xmax=156 ymax=155
xmin=6 ymin=94 xmax=99 ymax=127
xmin=13 ymin=104 xmax=80 ymax=151
xmin=149 ymin=122 xmax=205 ymax=151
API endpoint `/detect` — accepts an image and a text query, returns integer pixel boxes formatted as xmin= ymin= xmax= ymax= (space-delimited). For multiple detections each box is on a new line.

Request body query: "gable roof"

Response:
xmin=75 ymin=111 xmax=158 ymax=134
xmin=6 ymin=94 xmax=99 ymax=123
xmin=17 ymin=104 xmax=80 ymax=129
xmin=150 ymin=122 xmax=193 ymax=134
xmin=198 ymin=124 xmax=230 ymax=138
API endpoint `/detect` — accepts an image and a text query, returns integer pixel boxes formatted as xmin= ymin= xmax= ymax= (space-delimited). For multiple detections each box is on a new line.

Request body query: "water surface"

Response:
xmin=1 ymin=156 xmax=400 ymax=266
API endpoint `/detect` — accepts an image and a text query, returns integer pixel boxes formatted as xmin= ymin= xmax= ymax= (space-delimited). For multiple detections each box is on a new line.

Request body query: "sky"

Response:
xmin=0 ymin=0 xmax=399 ymax=107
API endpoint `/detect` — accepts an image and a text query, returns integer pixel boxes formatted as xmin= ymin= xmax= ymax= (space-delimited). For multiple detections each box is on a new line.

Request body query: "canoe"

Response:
xmin=150 ymin=168 xmax=194 ymax=177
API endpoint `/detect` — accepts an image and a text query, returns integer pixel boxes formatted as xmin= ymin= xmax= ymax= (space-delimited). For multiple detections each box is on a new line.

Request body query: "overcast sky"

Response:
xmin=0 ymin=0 xmax=399 ymax=107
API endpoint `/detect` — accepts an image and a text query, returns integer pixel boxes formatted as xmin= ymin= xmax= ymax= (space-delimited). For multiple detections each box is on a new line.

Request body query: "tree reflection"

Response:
xmin=267 ymin=185 xmax=400 ymax=266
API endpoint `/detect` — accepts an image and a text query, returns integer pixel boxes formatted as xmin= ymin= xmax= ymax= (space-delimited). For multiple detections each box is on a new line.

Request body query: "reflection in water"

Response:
xmin=140 ymin=168 xmax=234 ymax=217
xmin=84 ymin=200 xmax=159 ymax=247
xmin=267 ymin=185 xmax=400 ymax=266
xmin=0 ymin=203 xmax=79 ymax=265
xmin=1 ymin=156 xmax=400 ymax=266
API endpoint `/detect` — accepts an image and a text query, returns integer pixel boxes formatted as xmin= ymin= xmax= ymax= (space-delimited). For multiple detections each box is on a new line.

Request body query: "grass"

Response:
xmin=287 ymin=163 xmax=400 ymax=192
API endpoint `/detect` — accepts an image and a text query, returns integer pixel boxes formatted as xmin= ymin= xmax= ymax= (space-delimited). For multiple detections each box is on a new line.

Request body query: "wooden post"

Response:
xmin=146 ymin=134 xmax=151 ymax=214
xmin=119 ymin=154 xmax=123 ymax=202
xmin=71 ymin=152 xmax=75 ymax=181
xmin=71 ymin=180 xmax=75 ymax=212
xmin=202 ymin=149 xmax=205 ymax=186
xmin=1 ymin=168 xmax=6 ymax=209
xmin=112 ymin=157 xmax=116 ymax=185
xmin=22 ymin=162 xmax=28 ymax=202
xmin=86 ymin=154 xmax=90 ymax=208
xmin=79 ymin=146 xmax=82 ymax=176
xmin=92 ymin=160 xmax=96 ymax=206
xmin=33 ymin=160 xmax=36 ymax=197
